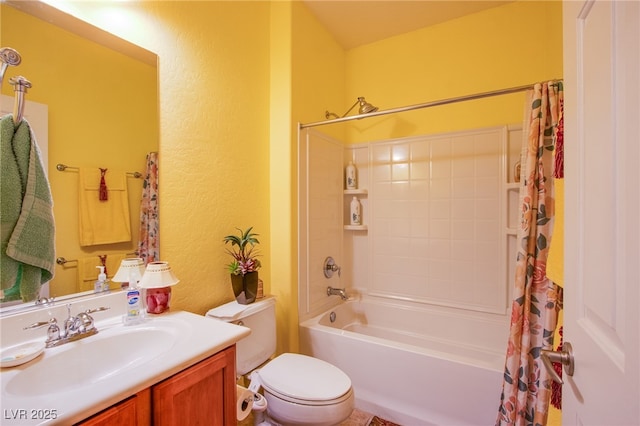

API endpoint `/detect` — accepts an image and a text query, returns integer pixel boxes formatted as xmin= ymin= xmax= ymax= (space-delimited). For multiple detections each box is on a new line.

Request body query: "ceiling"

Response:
xmin=303 ymin=0 xmax=513 ymax=49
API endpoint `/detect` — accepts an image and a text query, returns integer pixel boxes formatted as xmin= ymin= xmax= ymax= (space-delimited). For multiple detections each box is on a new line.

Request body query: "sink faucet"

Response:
xmin=24 ymin=305 xmax=110 ymax=348
xmin=327 ymin=286 xmax=348 ymax=301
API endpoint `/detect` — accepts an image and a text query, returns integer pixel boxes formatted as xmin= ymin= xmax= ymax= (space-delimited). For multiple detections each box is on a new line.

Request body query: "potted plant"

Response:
xmin=223 ymin=226 xmax=261 ymax=304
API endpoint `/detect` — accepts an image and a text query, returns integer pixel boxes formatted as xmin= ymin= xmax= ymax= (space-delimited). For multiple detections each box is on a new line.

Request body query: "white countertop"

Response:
xmin=0 ymin=293 xmax=250 ymax=425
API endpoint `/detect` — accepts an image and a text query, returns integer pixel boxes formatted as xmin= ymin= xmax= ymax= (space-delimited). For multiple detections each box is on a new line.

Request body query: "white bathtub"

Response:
xmin=299 ymin=298 xmax=508 ymax=425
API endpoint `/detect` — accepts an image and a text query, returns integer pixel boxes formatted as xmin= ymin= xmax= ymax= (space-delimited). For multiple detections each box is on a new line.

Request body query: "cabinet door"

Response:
xmin=152 ymin=346 xmax=236 ymax=426
xmin=76 ymin=388 xmax=151 ymax=426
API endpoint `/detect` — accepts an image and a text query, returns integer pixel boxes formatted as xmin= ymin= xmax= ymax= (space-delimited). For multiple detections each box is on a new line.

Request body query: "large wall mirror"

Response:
xmin=1 ymin=1 xmax=159 ymax=310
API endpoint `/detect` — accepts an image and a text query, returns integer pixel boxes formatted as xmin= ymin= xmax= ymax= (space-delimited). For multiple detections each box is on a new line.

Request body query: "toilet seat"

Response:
xmin=257 ymin=353 xmax=352 ymax=406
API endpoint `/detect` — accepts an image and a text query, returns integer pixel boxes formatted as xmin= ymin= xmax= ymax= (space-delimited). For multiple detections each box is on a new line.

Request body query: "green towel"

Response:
xmin=1 ymin=115 xmax=55 ymax=302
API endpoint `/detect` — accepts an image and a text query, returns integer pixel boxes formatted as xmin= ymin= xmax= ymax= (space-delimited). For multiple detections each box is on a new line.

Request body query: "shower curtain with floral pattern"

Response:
xmin=137 ymin=152 xmax=159 ymax=264
xmin=496 ymin=82 xmax=564 ymax=425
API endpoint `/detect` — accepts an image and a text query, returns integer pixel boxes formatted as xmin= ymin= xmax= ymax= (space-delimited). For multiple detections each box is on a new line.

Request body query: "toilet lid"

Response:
xmin=258 ymin=353 xmax=352 ymax=402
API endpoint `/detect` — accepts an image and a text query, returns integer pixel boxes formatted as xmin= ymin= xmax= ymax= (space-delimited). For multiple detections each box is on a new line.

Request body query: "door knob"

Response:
xmin=541 ymin=341 xmax=574 ymax=384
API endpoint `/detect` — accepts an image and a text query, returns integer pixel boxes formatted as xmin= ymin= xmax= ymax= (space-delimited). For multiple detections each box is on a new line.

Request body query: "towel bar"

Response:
xmin=56 ymin=163 xmax=142 ymax=179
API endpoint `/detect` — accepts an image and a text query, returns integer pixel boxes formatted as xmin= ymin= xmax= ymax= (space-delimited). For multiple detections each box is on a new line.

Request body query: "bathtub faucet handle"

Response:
xmin=323 ymin=256 xmax=341 ymax=278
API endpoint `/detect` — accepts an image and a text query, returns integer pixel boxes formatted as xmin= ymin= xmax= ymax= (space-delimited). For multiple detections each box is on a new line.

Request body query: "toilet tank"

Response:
xmin=206 ymin=296 xmax=276 ymax=376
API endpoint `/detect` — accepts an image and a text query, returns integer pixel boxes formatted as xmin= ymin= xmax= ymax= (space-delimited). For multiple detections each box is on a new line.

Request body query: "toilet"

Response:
xmin=207 ymin=296 xmax=354 ymax=426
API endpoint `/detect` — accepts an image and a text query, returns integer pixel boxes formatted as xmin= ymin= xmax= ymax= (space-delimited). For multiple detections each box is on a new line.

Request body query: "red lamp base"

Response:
xmin=146 ymin=287 xmax=172 ymax=314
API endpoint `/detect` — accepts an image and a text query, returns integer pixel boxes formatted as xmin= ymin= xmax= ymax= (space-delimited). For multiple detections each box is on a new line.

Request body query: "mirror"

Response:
xmin=0 ymin=2 xmax=159 ymax=309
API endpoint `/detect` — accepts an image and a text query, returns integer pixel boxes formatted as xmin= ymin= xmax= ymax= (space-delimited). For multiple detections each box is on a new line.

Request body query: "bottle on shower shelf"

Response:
xmin=350 ymin=196 xmax=362 ymax=225
xmin=346 ymin=161 xmax=357 ymax=190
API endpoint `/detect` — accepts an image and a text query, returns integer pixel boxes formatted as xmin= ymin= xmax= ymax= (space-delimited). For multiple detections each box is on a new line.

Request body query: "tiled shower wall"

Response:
xmin=300 ymin=126 xmax=521 ymax=322
xmin=362 ymin=128 xmax=510 ymax=314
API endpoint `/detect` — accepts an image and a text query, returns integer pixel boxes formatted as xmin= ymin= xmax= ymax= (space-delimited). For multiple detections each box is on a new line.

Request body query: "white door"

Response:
xmin=562 ymin=1 xmax=640 ymax=424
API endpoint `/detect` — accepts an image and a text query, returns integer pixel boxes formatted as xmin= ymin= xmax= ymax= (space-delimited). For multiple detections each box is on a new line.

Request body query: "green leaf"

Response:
xmin=537 ymin=233 xmax=548 ymax=250
xmin=518 ymin=378 xmax=528 ymax=392
xmin=532 ymin=99 xmax=542 ymax=110
xmin=530 ymin=346 xmax=541 ymax=358
xmin=530 ymin=302 xmax=541 ymax=317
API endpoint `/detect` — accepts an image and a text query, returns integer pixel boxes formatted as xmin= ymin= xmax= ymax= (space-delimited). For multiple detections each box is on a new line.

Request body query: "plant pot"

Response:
xmin=230 ymin=271 xmax=258 ymax=305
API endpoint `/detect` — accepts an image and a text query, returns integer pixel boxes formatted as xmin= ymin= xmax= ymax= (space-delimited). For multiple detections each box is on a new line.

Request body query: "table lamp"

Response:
xmin=138 ymin=261 xmax=179 ymax=314
xmin=112 ymin=258 xmax=146 ymax=289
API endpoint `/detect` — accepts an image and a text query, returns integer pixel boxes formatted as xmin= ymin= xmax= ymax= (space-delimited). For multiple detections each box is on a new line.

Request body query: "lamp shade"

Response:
xmin=138 ymin=261 xmax=180 ymax=289
xmin=112 ymin=258 xmax=145 ymax=284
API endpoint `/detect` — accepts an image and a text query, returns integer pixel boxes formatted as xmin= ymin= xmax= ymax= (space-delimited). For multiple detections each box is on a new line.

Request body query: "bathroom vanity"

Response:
xmin=78 ymin=346 xmax=236 ymax=425
xmin=0 ymin=292 xmax=249 ymax=425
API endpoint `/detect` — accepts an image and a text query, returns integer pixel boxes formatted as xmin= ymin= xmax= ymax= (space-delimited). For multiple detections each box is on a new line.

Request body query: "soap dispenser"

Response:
xmin=95 ymin=266 xmax=107 ymax=293
xmin=124 ymin=275 xmax=144 ymax=326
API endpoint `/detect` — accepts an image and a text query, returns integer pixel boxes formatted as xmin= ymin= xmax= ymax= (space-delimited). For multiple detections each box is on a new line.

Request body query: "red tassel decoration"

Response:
xmin=550 ymin=326 xmax=563 ymax=409
xmin=99 ymin=168 xmax=108 ymax=201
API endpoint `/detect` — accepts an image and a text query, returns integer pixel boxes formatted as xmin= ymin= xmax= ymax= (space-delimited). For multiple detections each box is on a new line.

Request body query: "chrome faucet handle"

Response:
xmin=46 ymin=319 xmax=60 ymax=342
xmin=76 ymin=312 xmax=95 ymax=332
xmin=23 ymin=318 xmax=60 ymax=343
xmin=23 ymin=318 xmax=55 ymax=330
xmin=86 ymin=306 xmax=110 ymax=315
xmin=78 ymin=307 xmax=109 ymax=332
xmin=323 ymin=256 xmax=341 ymax=278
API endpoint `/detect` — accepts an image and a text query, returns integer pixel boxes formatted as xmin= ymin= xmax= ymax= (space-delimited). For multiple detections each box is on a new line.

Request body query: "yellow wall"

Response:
xmin=291 ymin=1 xmax=347 ymax=139
xmin=1 ymin=5 xmax=157 ymax=297
xmin=7 ymin=2 xmax=563 ymax=387
xmin=342 ymin=0 xmax=563 ymax=143
xmin=269 ymin=1 xmax=295 ymax=354
xmin=3 ymin=1 xmax=565 ymax=420
xmin=133 ymin=1 xmax=272 ymax=318
xmin=288 ymin=1 xmax=347 ymax=351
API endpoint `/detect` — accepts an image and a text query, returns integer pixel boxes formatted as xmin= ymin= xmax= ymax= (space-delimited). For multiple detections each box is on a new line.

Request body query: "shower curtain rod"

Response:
xmin=299 ymin=80 xmax=561 ymax=129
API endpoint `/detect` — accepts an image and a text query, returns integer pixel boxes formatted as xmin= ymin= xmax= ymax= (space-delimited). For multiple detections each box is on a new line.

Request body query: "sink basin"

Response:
xmin=5 ymin=325 xmax=179 ymax=396
xmin=1 ymin=305 xmax=250 ymax=426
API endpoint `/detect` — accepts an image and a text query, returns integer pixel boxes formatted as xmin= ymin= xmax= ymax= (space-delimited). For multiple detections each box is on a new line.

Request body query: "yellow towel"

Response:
xmin=546 ymin=178 xmax=564 ymax=287
xmin=77 ymin=253 xmax=127 ymax=292
xmin=78 ymin=168 xmax=131 ymax=246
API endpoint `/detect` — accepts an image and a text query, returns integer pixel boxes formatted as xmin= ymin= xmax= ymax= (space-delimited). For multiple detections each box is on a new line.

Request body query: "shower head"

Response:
xmin=325 ymin=96 xmax=379 ymax=120
xmin=0 ymin=47 xmax=22 ymax=88
xmin=0 ymin=47 xmax=22 ymax=67
xmin=357 ymin=97 xmax=378 ymax=114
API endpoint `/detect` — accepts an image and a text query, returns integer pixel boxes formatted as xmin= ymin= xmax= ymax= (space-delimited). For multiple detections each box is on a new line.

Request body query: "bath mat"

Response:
xmin=368 ymin=416 xmax=401 ymax=426
xmin=341 ymin=409 xmax=374 ymax=425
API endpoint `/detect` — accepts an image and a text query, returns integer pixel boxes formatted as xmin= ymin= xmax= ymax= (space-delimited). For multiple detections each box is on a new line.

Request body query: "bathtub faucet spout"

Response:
xmin=327 ymin=286 xmax=348 ymax=301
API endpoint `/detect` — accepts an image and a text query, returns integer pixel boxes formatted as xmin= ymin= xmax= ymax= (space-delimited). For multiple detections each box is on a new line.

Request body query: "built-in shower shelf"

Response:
xmin=344 ymin=189 xmax=368 ymax=195
xmin=344 ymin=225 xmax=368 ymax=231
xmin=505 ymin=183 xmax=520 ymax=190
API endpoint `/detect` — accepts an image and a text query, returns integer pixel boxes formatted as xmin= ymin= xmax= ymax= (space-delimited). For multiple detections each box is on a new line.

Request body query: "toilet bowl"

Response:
xmin=207 ymin=297 xmax=354 ymax=426
xmin=256 ymin=353 xmax=354 ymax=426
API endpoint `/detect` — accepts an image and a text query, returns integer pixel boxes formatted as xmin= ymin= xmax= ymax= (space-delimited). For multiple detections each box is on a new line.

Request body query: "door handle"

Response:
xmin=541 ymin=341 xmax=574 ymax=384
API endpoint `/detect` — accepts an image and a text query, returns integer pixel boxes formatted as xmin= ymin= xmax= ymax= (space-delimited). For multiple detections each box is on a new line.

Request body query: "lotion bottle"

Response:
xmin=94 ymin=266 xmax=107 ymax=293
xmin=350 ymin=196 xmax=362 ymax=225
xmin=346 ymin=161 xmax=357 ymax=189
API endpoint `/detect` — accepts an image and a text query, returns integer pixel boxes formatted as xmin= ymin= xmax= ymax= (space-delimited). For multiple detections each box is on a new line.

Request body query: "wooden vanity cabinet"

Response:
xmin=153 ymin=345 xmax=237 ymax=425
xmin=76 ymin=389 xmax=151 ymax=426
xmin=76 ymin=345 xmax=237 ymax=426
